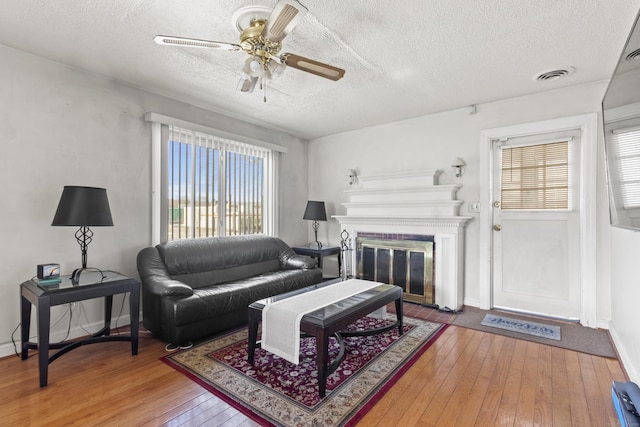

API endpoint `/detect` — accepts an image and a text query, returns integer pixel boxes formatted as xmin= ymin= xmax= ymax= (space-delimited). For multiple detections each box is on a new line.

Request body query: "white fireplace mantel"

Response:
xmin=333 ymin=169 xmax=471 ymax=310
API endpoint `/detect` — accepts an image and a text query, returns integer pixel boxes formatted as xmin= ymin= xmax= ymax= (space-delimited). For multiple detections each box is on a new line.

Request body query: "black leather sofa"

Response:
xmin=136 ymin=235 xmax=323 ymax=345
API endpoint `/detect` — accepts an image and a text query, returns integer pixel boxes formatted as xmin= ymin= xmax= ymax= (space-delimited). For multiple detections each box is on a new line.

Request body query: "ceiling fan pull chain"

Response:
xmin=263 ymin=77 xmax=267 ymax=103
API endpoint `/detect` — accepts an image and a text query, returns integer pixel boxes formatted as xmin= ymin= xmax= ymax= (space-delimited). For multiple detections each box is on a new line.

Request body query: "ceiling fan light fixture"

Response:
xmin=250 ymin=57 xmax=262 ymax=72
xmin=268 ymin=60 xmax=286 ymax=78
xmin=244 ymin=55 xmax=264 ymax=77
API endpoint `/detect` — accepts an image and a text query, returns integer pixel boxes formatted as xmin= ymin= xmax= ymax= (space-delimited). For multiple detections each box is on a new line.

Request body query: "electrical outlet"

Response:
xmin=469 ymin=202 xmax=480 ymax=213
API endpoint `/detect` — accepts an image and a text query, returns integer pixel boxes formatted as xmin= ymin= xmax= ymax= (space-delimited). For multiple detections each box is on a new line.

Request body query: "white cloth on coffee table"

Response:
xmin=261 ymin=279 xmax=382 ymax=364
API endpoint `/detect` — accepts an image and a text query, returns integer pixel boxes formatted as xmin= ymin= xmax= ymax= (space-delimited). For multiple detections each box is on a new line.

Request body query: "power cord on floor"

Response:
xmin=11 ymin=304 xmax=74 ymax=358
xmin=10 ymin=323 xmax=21 ymax=357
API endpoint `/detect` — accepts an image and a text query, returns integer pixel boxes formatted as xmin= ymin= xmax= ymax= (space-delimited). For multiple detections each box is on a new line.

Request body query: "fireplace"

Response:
xmin=357 ymin=234 xmax=435 ymax=305
xmin=334 ymin=169 xmax=471 ymax=310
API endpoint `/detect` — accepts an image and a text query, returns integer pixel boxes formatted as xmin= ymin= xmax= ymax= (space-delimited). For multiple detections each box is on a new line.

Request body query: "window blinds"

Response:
xmin=167 ymin=125 xmax=272 ymax=240
xmin=610 ymin=127 xmax=640 ymax=209
xmin=500 ymin=141 xmax=569 ymax=210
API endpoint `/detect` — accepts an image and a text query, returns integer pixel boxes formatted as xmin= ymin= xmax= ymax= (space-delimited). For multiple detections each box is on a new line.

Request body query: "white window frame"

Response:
xmin=145 ymin=113 xmax=284 ymax=244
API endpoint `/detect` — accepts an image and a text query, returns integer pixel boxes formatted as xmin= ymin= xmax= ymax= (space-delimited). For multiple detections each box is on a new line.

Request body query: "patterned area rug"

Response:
xmin=162 ymin=315 xmax=447 ymax=426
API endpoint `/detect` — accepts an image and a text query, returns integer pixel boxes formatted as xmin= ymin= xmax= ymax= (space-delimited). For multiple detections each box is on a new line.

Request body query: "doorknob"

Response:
xmin=493 ymin=224 xmax=502 ymax=231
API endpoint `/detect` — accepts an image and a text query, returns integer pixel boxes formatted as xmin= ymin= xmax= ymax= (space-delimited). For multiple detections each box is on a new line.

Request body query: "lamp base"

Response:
xmin=307 ymin=241 xmax=323 ymax=249
xmin=70 ymin=267 xmax=108 ymax=285
xmin=308 ymin=223 xmax=323 ymax=249
xmin=70 ymin=268 xmax=86 ymax=285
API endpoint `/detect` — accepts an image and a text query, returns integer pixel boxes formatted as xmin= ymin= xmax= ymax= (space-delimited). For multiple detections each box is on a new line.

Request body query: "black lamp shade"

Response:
xmin=52 ymin=186 xmax=114 ymax=226
xmin=303 ymin=201 xmax=327 ymax=221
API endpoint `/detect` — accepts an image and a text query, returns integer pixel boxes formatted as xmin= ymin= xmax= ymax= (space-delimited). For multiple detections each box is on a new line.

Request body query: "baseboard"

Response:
xmin=609 ymin=321 xmax=640 ymax=384
xmin=462 ymin=297 xmax=482 ymax=309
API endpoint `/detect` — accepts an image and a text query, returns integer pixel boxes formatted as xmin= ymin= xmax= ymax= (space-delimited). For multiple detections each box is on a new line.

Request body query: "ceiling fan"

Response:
xmin=153 ymin=0 xmax=345 ymax=101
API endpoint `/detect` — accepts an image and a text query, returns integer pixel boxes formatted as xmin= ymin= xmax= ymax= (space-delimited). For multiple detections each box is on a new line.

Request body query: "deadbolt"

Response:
xmin=493 ymin=201 xmax=501 ymax=208
xmin=493 ymin=224 xmax=502 ymax=231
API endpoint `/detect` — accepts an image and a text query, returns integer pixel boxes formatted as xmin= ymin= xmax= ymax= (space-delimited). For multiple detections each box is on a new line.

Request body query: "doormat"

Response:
xmin=481 ymin=313 xmax=561 ymax=340
xmin=162 ymin=315 xmax=447 ymax=427
xmin=451 ymin=307 xmax=617 ymax=358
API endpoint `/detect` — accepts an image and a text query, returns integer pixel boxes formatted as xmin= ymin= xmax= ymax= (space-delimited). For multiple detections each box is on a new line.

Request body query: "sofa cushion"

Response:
xmin=157 ymin=235 xmax=290 ymax=288
xmin=166 ymin=269 xmax=321 ymax=327
xmin=170 ymin=259 xmax=281 ymax=289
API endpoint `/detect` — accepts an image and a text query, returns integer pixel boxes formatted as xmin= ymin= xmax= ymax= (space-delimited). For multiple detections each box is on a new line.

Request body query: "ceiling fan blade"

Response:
xmin=280 ymin=53 xmax=345 ymax=81
xmin=262 ymin=0 xmax=308 ymax=42
xmin=154 ymin=35 xmax=241 ymax=51
xmin=236 ymin=75 xmax=259 ymax=93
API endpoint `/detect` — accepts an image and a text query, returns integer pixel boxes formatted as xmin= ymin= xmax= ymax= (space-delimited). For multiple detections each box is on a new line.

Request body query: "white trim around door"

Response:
xmin=478 ymin=113 xmax=598 ymax=328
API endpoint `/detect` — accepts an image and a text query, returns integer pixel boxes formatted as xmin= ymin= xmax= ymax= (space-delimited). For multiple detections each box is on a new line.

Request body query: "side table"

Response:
xmin=292 ymin=245 xmax=342 ymax=273
xmin=20 ymin=270 xmax=140 ymax=387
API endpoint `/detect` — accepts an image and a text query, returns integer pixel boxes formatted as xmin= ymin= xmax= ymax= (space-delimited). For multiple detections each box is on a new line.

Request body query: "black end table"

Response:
xmin=292 ymin=245 xmax=342 ymax=272
xmin=20 ymin=270 xmax=140 ymax=387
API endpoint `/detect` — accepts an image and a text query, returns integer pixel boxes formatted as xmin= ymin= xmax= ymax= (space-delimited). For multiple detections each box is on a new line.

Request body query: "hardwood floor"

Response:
xmin=0 ymin=306 xmax=627 ymax=426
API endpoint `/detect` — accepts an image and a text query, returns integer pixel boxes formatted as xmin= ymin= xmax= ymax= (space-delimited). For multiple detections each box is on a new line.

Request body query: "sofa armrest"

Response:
xmin=279 ymin=248 xmax=318 ymax=270
xmin=137 ymin=247 xmax=194 ymax=296
xmin=143 ymin=275 xmax=194 ymax=296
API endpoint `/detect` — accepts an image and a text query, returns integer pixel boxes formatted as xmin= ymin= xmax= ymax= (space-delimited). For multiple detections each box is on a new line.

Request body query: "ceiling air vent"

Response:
xmin=626 ymin=48 xmax=640 ymax=61
xmin=535 ymin=68 xmax=573 ymax=82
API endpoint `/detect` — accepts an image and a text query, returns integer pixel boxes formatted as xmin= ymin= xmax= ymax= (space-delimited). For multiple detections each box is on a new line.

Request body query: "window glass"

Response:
xmin=501 ymin=141 xmax=569 ymax=210
xmin=166 ymin=126 xmax=272 ymax=240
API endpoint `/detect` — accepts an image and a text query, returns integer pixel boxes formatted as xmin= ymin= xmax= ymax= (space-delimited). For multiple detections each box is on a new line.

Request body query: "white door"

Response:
xmin=491 ymin=131 xmax=581 ymax=320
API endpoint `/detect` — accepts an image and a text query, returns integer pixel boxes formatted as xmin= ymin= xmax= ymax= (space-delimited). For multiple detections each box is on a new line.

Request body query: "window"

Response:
xmin=165 ymin=125 xmax=275 ymax=241
xmin=145 ymin=113 xmax=285 ymax=244
xmin=609 ymin=126 xmax=640 ymax=209
xmin=500 ymin=141 xmax=569 ymax=210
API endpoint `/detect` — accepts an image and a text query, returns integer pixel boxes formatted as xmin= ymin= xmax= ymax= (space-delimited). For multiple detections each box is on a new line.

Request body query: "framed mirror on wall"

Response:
xmin=602 ymin=10 xmax=640 ymax=230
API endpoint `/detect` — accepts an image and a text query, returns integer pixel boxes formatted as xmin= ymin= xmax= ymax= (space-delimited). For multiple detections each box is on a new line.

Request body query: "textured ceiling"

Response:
xmin=1 ymin=0 xmax=639 ymax=140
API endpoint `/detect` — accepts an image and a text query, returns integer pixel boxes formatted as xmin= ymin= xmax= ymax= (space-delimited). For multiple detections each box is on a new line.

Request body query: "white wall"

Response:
xmin=309 ymin=81 xmax=640 ymax=381
xmin=0 ymin=44 xmax=310 ymax=356
xmin=609 ymin=227 xmax=640 ymax=383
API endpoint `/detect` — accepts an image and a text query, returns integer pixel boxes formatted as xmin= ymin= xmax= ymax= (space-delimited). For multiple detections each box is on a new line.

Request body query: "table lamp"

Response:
xmin=52 ymin=186 xmax=113 ymax=283
xmin=303 ymin=200 xmax=327 ymax=249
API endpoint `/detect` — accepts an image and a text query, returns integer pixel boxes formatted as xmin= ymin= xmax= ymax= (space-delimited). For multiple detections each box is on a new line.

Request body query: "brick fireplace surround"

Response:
xmin=334 ymin=169 xmax=471 ymax=311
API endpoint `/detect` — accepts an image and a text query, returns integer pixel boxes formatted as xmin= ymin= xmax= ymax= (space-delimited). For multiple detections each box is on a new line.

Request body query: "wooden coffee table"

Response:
xmin=248 ymin=280 xmax=403 ymax=397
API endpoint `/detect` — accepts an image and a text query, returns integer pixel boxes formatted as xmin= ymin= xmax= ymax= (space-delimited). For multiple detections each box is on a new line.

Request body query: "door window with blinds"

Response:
xmin=500 ymin=140 xmax=570 ymax=210
xmin=166 ymin=125 xmax=273 ymax=240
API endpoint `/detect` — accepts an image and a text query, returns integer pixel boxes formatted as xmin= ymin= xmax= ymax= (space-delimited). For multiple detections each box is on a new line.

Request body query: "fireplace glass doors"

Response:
xmin=356 ymin=236 xmax=434 ymax=305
